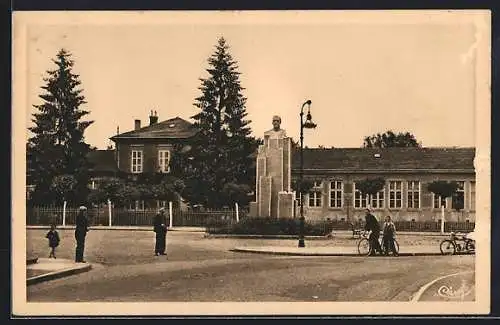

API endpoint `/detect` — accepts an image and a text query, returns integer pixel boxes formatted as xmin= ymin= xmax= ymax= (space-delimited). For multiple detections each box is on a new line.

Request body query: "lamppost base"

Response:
xmin=298 ymin=239 xmax=305 ymax=248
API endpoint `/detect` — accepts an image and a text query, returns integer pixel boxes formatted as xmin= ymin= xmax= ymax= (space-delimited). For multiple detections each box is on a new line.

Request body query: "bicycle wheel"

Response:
xmin=440 ymin=239 xmax=456 ymax=255
xmin=465 ymin=240 xmax=475 ymax=253
xmin=357 ymin=238 xmax=371 ymax=256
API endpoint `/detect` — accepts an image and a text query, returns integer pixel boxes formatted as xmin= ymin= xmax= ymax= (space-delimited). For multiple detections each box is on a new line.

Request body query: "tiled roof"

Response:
xmin=110 ymin=117 xmax=198 ymax=140
xmin=87 ymin=150 xmax=118 ymax=173
xmin=291 ymin=147 xmax=475 ymax=172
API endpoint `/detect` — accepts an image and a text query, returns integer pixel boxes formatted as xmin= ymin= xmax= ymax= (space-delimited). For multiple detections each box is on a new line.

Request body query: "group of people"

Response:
xmin=45 ymin=205 xmax=396 ymax=260
xmin=363 ymin=208 xmax=398 ymax=256
xmin=45 ymin=206 xmax=170 ymax=262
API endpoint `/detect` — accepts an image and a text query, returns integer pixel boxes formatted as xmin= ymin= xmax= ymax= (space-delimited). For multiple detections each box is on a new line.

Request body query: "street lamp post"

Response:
xmin=298 ymin=100 xmax=316 ymax=248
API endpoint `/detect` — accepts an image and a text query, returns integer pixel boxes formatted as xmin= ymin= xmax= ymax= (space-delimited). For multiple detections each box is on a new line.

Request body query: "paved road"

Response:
xmin=27 ymin=230 xmax=475 ymax=302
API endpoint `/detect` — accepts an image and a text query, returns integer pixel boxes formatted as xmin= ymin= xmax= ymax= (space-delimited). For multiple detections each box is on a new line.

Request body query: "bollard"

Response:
xmin=169 ymin=201 xmax=173 ymax=228
xmin=108 ymin=199 xmax=112 ymax=227
xmin=441 ymin=205 xmax=445 ymax=234
xmin=62 ymin=201 xmax=67 ymax=227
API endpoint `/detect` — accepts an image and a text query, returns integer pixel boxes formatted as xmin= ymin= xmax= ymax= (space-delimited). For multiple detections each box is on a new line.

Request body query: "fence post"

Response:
xmin=235 ymin=202 xmax=239 ymax=222
xmin=441 ymin=205 xmax=445 ymax=234
xmin=108 ymin=199 xmax=112 ymax=227
xmin=62 ymin=201 xmax=67 ymax=227
xmin=169 ymin=201 xmax=173 ymax=228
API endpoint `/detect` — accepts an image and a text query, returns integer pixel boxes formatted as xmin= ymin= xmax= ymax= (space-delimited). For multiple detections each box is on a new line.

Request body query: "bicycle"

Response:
xmin=439 ymin=232 xmax=475 ymax=255
xmin=357 ymin=231 xmax=399 ymax=256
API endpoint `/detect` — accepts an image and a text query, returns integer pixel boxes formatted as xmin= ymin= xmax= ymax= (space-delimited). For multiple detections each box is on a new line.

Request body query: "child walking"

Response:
xmin=382 ymin=215 xmax=398 ymax=256
xmin=46 ymin=223 xmax=60 ymax=258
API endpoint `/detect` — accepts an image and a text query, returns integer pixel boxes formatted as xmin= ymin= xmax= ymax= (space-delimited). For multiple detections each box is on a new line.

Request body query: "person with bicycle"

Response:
xmin=382 ymin=215 xmax=398 ymax=256
xmin=364 ymin=208 xmax=382 ymax=256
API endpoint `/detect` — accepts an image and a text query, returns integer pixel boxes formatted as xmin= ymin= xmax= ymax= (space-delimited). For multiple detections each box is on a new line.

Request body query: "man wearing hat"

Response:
xmin=75 ymin=206 xmax=89 ymax=263
xmin=153 ymin=207 xmax=168 ymax=256
xmin=364 ymin=208 xmax=382 ymax=256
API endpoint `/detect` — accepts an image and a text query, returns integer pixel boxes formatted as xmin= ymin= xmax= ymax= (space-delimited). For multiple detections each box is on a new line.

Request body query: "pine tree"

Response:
xmin=28 ymin=49 xmax=94 ymax=205
xmin=186 ymin=37 xmax=258 ymax=208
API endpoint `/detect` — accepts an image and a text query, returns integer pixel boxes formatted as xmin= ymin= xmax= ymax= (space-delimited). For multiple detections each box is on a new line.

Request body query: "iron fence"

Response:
xmin=26 ymin=206 xmax=247 ymax=227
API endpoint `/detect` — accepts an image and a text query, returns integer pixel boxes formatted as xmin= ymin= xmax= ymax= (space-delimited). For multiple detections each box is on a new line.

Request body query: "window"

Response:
xmin=370 ymin=189 xmax=385 ymax=209
xmin=452 ymin=181 xmax=465 ymax=210
xmin=354 ymin=185 xmax=368 ymax=209
xmin=296 ymin=195 xmax=302 ymax=207
xmin=388 ymin=181 xmax=403 ymax=209
xmin=308 ymin=182 xmax=322 ymax=207
xmin=329 ymin=181 xmax=343 ymax=208
xmin=158 ymin=150 xmax=171 ymax=173
xmin=353 ymin=183 xmax=384 ymax=209
xmin=470 ymin=181 xmax=476 ymax=210
xmin=407 ymin=181 xmax=420 ymax=209
xmin=131 ymin=150 xmax=143 ymax=173
xmin=157 ymin=200 xmax=167 ymax=209
xmin=433 ymin=194 xmax=448 ymax=209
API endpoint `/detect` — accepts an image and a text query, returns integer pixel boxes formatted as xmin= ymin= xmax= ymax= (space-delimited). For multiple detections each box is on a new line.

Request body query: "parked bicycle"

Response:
xmin=439 ymin=231 xmax=475 ymax=255
xmin=357 ymin=231 xmax=399 ymax=256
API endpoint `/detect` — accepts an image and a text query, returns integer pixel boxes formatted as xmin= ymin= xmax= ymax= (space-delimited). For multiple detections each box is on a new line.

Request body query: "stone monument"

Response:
xmin=249 ymin=116 xmax=295 ymax=218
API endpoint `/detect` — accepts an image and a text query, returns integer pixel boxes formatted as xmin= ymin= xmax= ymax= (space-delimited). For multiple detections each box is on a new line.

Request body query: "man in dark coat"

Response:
xmin=364 ymin=208 xmax=382 ymax=255
xmin=153 ymin=207 xmax=168 ymax=256
xmin=75 ymin=206 xmax=89 ymax=263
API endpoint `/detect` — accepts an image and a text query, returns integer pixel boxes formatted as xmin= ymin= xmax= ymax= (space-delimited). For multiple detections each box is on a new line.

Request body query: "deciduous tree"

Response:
xmin=363 ymin=130 xmax=421 ymax=148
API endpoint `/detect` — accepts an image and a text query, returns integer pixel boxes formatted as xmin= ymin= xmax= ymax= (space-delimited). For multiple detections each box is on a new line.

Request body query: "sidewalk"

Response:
xmin=209 ymin=230 xmax=451 ymax=240
xmin=27 ymin=258 xmax=92 ymax=285
xmin=230 ymin=245 xmax=464 ymax=256
xmin=27 ymin=225 xmax=206 ymax=232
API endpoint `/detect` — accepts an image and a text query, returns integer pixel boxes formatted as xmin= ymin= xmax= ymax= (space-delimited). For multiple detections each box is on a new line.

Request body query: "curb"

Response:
xmin=27 ymin=226 xmax=206 ymax=232
xmin=205 ymin=234 xmax=331 ymax=240
xmin=230 ymin=248 xmax=473 ymax=257
xmin=27 ymin=257 xmax=38 ymax=265
xmin=205 ymin=233 xmax=451 ymax=239
xmin=27 ymin=263 xmax=92 ymax=286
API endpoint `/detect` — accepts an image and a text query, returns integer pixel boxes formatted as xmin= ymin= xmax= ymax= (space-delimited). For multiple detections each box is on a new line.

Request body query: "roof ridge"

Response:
xmin=298 ymin=147 xmax=475 ymax=150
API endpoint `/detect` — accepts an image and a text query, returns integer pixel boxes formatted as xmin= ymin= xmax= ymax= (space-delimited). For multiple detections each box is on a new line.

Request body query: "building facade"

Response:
xmin=86 ymin=112 xmax=198 ymax=209
xmin=291 ymin=147 xmax=475 ymax=222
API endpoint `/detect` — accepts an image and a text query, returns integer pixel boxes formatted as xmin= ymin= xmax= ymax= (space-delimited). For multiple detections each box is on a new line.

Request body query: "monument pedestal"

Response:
xmin=250 ymin=127 xmax=295 ymax=218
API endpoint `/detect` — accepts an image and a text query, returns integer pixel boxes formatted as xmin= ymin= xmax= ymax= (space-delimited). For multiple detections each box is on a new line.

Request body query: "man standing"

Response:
xmin=75 ymin=206 xmax=89 ymax=263
xmin=364 ymin=208 xmax=382 ymax=256
xmin=153 ymin=207 xmax=168 ymax=256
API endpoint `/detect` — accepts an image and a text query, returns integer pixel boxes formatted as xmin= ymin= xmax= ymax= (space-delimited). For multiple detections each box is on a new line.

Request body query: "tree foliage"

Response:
xmin=179 ymin=37 xmax=259 ymax=208
xmin=291 ymin=179 xmax=315 ymax=195
xmin=50 ymin=174 xmax=77 ymax=204
xmin=86 ymin=175 xmax=185 ymax=208
xmin=363 ymin=130 xmax=421 ymax=148
xmin=427 ymin=181 xmax=459 ymax=208
xmin=355 ymin=177 xmax=386 ymax=196
xmin=28 ymin=48 xmax=94 ymax=205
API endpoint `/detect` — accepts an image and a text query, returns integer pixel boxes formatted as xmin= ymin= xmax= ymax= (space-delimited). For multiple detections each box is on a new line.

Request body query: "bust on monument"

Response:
xmin=264 ymin=115 xmax=287 ymax=139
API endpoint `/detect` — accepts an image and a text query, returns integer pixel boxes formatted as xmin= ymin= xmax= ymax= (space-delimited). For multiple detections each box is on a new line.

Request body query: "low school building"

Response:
xmin=291 ymin=147 xmax=475 ymax=223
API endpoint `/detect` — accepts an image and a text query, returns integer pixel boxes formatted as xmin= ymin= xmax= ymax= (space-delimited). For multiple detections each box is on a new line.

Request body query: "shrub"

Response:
xmin=206 ymin=217 xmax=333 ymax=236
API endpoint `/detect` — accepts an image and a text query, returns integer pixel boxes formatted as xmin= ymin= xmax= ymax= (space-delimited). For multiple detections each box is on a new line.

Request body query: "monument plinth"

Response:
xmin=249 ymin=116 xmax=295 ymax=218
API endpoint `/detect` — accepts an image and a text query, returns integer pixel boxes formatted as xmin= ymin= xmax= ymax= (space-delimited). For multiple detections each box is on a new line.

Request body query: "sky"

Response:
xmin=18 ymin=11 xmax=485 ymax=150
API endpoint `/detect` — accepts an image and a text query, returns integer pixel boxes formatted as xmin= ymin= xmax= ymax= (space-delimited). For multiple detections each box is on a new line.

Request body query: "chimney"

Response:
xmin=134 ymin=119 xmax=141 ymax=130
xmin=149 ymin=110 xmax=159 ymax=126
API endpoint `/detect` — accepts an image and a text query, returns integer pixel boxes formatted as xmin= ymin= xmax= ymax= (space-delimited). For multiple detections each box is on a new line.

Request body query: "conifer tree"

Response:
xmin=28 ymin=49 xmax=94 ymax=205
xmin=184 ymin=37 xmax=258 ymax=208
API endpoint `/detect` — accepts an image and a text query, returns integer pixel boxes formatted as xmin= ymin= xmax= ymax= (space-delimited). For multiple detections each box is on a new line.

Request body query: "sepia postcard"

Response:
xmin=12 ymin=10 xmax=491 ymax=316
